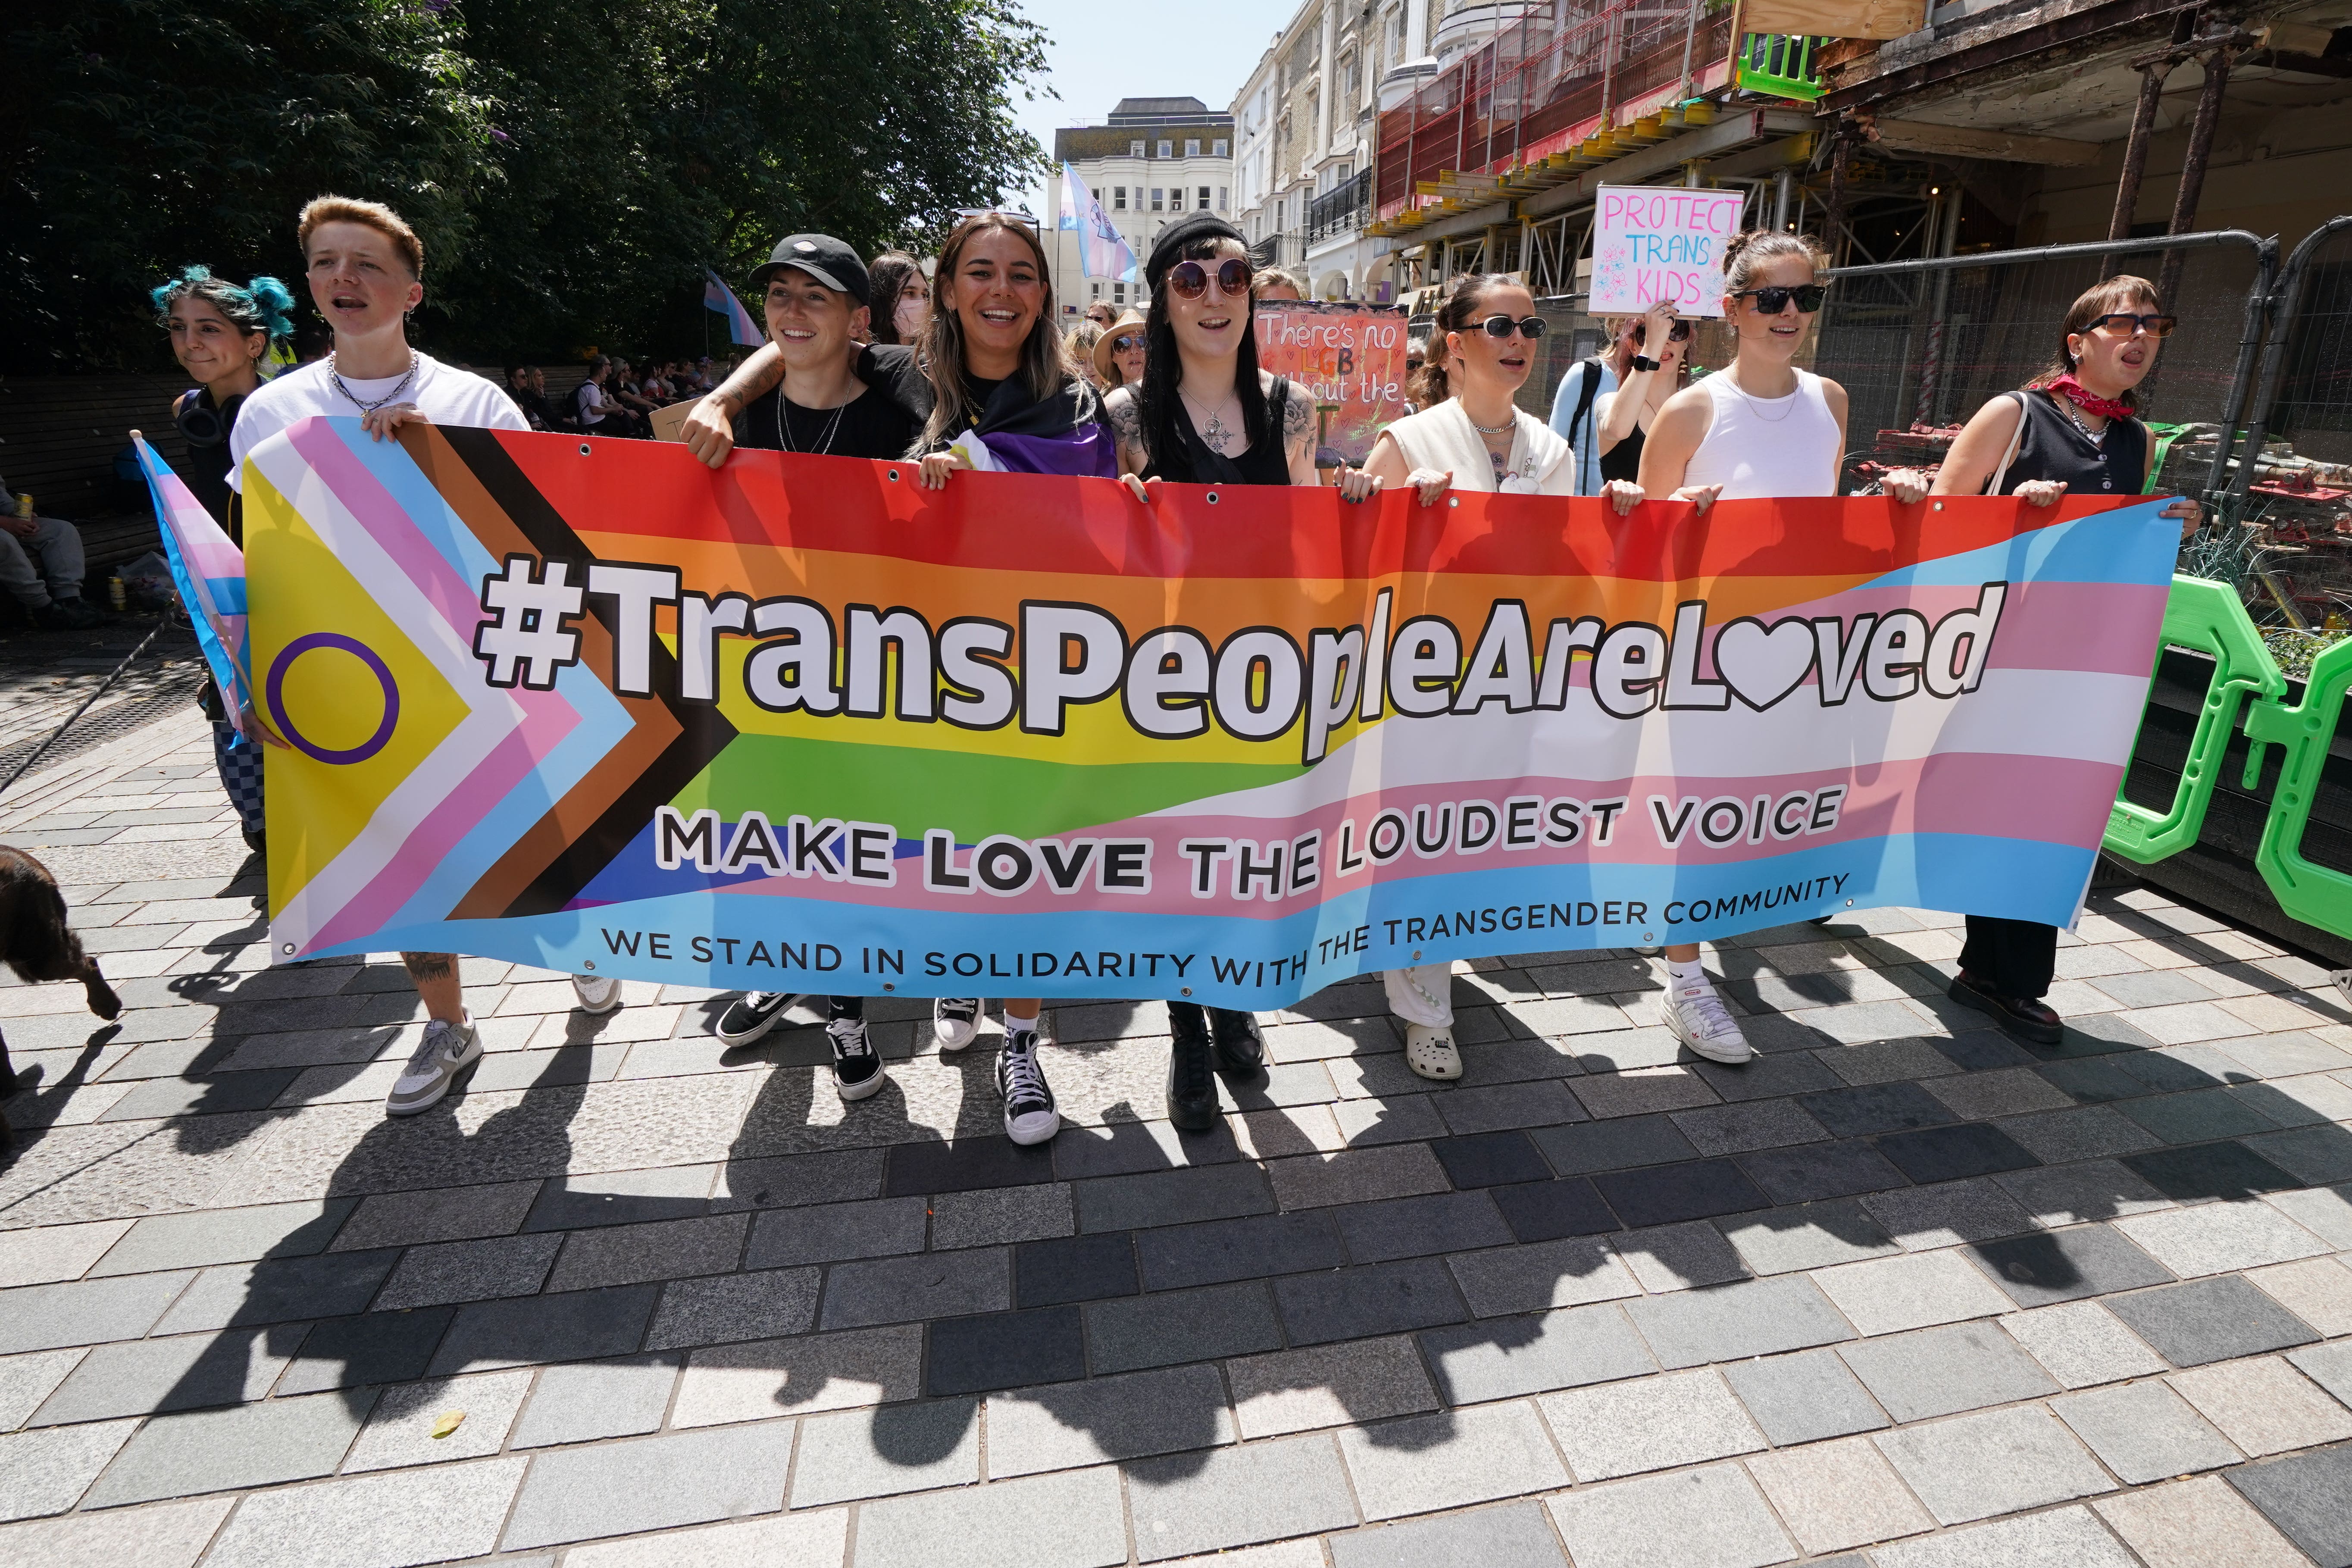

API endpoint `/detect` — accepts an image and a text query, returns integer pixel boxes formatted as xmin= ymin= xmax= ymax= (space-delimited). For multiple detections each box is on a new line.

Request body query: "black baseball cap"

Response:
xmin=748 ymin=235 xmax=869 ymax=305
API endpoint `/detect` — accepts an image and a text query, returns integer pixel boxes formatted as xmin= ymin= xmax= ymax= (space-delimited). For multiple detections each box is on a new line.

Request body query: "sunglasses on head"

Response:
xmin=1167 ymin=258 xmax=1252 ymax=300
xmin=1475 ymin=314 xmax=1546 ymax=340
xmin=1111 ymin=333 xmax=1145 ymax=353
xmin=1730 ymin=284 xmax=1828 ymax=314
xmin=1633 ymin=319 xmax=1692 ymax=345
xmin=2086 ymin=312 xmax=2177 ymax=338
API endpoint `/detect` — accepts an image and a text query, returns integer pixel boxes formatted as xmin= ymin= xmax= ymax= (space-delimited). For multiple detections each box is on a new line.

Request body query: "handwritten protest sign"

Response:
xmin=1590 ymin=184 xmax=1747 ymax=316
xmin=1252 ymin=301 xmax=1411 ymax=463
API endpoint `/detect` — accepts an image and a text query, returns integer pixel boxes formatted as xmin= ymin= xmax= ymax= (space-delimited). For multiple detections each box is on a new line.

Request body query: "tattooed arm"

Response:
xmin=1277 ymin=374 xmax=1320 ymax=486
xmin=1103 ymin=386 xmax=1148 ymax=477
xmin=682 ymin=344 xmax=788 ymax=469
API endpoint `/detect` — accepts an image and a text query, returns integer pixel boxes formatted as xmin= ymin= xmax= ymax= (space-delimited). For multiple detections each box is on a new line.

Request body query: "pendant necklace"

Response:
xmin=1180 ymin=387 xmax=1241 ymax=453
xmin=329 ymin=351 xmax=418 ymax=414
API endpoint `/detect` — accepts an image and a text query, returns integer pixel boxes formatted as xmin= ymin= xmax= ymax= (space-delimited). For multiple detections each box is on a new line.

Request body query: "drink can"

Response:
xmin=14 ymin=493 xmax=31 ymax=520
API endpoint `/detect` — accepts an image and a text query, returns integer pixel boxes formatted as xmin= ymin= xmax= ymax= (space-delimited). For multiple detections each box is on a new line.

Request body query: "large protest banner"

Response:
xmin=244 ymin=418 xmax=2177 ymax=1006
xmin=1251 ymin=301 xmax=1412 ymax=463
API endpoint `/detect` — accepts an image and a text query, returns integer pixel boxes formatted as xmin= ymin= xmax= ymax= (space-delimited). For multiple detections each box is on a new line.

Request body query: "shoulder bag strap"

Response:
xmin=1985 ymin=391 xmax=2030 ymax=497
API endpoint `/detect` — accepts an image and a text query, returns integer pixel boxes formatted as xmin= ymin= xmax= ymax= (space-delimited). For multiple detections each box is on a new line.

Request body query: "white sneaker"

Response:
xmin=1403 ymin=1021 xmax=1462 ymax=1080
xmin=1663 ymin=977 xmax=1755 ymax=1064
xmin=934 ymin=997 xmax=980 ymax=1051
xmin=572 ymin=973 xmax=622 ymax=1014
xmin=385 ymin=1017 xmax=482 ymax=1116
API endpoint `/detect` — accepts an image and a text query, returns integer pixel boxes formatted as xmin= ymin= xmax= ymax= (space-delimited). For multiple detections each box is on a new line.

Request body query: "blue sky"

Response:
xmin=1008 ymin=0 xmax=1287 ymax=215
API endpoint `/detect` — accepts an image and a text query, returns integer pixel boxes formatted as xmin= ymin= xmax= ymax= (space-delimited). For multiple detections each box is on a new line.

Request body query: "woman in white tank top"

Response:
xmin=1614 ymin=231 xmax=1927 ymax=1069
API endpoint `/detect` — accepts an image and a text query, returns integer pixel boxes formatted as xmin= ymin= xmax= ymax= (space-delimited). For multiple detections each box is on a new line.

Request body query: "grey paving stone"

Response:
xmin=1736 ymin=1139 xmax=1911 ymax=1205
xmin=273 ymin=1308 xmax=452 ymax=1396
xmin=1969 ymin=1222 xmax=2176 ymax=1307
xmin=0 ymin=1494 xmax=234 ymax=1568
xmin=1839 ymin=1320 xmax=2059 ymax=1423
xmin=1228 ymin=1336 xmax=1437 ymax=1438
xmin=669 ymin=1325 xmax=923 ymax=1426
xmin=821 ymin=1249 xmax=1008 ymax=1330
xmin=1723 ymin=1348 xmax=1890 ymax=1444
xmin=1273 ymin=1257 xmax=1467 ymax=1344
xmin=1544 ymin=1461 xmax=1798 ymax=1568
xmin=1135 ymin=1212 xmax=1345 ymax=1291
xmin=1994 ymin=1159 xmax=2174 ymax=1227
xmin=202 ymin=1454 xmax=527 ymax=1568
xmin=1339 ymin=1400 xmax=1568 ymax=1519
xmin=929 ymin=1183 xmax=1074 ymax=1249
xmin=1075 ymin=1164 xmax=1275 ymax=1231
xmin=0 ymin=1272 xmax=194 ymax=1354
xmin=0 ymin=1219 xmax=134 ymax=1291
xmin=1610 ymin=1220 xmax=1751 ymax=1291
xmin=2172 ymin=1353 xmax=2352 ymax=1458
xmin=1326 ymin=1499 xmax=1567 ymax=1568
xmin=1529 ymin=1113 xmax=1700 ymax=1175
xmin=510 ymin=1353 xmax=683 ymax=1447
xmin=1811 ymin=1247 xmax=2015 ymax=1335
xmin=502 ymin=1421 xmax=798 ymax=1546
xmin=926 ymin=1305 xmax=1085 ymax=1396
xmin=88 ymin=1199 xmax=356 ymax=1276
xmin=1670 ymin=1099 xmax=1831 ymax=1156
xmin=1338 ymin=1191 xmax=1511 ymax=1263
xmin=645 ymin=1266 xmax=821 ymax=1351
xmin=710 ymin=1148 xmax=887 ymax=1211
xmin=789 ymin=1397 xmax=978 ymax=1506
xmin=428 ymin=1284 xmax=660 ymax=1375
xmin=745 ymin=1197 xmax=929 ymax=1268
xmin=851 ymin=1464 xmax=1126 ymax=1568
xmin=30 ymin=1327 xmax=289 ymax=1424
xmin=1446 ymin=1234 xmax=1642 ymax=1316
xmin=545 ymin=1213 xmax=748 ymax=1292
xmin=1858 ymin=1177 xmax=2038 ymax=1250
xmin=0 ymin=1418 xmax=140 ymax=1522
xmin=1048 ymin=1118 xmax=1240 ymax=1180
xmin=373 ymin=1233 xmax=562 ymax=1310
xmin=1998 ymin=1105 xmax=2164 ymax=1164
xmin=1592 ymin=1156 xmax=1772 ymax=1225
xmin=1718 ymin=1199 xmax=1899 ymax=1275
xmin=2290 ymin=1340 xmax=2352 ymax=1407
xmin=1265 ymin=1143 xmax=1449 ymax=1209
xmin=329 ymin=1180 xmax=544 ymax=1252
xmin=1870 ymin=1503 xmax=2142 ymax=1568
xmin=986 ymin=1364 xmax=1235 ymax=1476
xmin=1434 ymin=1078 xmax=1588 ymax=1134
xmin=2227 ymin=1440 xmax=2352 ymax=1568
xmin=1997 ymin=1300 xmax=2167 ymax=1389
xmin=1873 ymin=1404 xmax=2114 ymax=1524
xmin=1623 ymin=1275 xmax=1854 ymax=1368
xmin=1126 ymin=1433 xmax=1358 ymax=1562
xmin=522 ymin=1166 xmax=718 ymax=1230
xmin=344 ymin=1368 xmax=534 ymax=1471
xmin=80 ymin=1390 xmax=375 ymax=1508
xmin=1420 ymin=1300 xmax=1655 ymax=1404
xmin=2108 ymin=1274 xmax=2321 ymax=1366
xmin=1085 ymin=1282 xmax=1283 ymax=1374
xmin=1746 ymin=1433 xmax=1935 ymax=1555
xmin=2051 ymin=1380 xmax=2240 ymax=1483
xmin=1540 ymin=1367 xmax=1766 ymax=1480
xmin=2093 ymin=1475 xmax=2317 ymax=1568
xmin=0 ymin=1349 xmax=84 ymax=1429
xmin=2122 ymin=1087 xmax=2283 ymax=1143
xmin=2114 ymin=1199 xmax=2333 ymax=1277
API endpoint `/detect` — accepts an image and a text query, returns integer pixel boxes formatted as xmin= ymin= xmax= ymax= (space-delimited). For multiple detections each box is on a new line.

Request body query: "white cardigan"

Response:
xmin=1383 ymin=398 xmax=1577 ymax=495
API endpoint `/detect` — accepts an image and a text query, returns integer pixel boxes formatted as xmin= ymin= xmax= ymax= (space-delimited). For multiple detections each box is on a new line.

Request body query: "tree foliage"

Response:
xmin=3 ymin=0 xmax=1052 ymax=372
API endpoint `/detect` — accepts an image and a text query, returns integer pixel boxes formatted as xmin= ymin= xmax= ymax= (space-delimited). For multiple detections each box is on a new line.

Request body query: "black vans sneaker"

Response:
xmin=716 ymin=992 xmax=801 ymax=1046
xmin=829 ymin=1016 xmax=887 ymax=1100
xmin=996 ymin=1028 xmax=1059 ymax=1144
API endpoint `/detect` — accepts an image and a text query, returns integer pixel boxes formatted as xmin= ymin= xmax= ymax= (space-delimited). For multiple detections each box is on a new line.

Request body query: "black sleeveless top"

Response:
xmin=1598 ymin=421 xmax=1646 ymax=484
xmin=1141 ymin=377 xmax=1294 ymax=486
xmin=1992 ymin=389 xmax=2147 ymax=498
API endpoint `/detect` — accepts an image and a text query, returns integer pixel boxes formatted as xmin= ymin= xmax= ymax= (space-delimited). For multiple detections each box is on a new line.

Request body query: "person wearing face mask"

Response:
xmin=153 ymin=266 xmax=296 ymax=538
xmin=866 ymin=250 xmax=932 ymax=347
xmin=1092 ymin=308 xmax=1148 ymax=390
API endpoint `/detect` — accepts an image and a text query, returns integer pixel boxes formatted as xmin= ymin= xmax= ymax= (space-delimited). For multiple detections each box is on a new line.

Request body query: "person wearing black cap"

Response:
xmin=1102 ymin=212 xmax=1383 ymax=1132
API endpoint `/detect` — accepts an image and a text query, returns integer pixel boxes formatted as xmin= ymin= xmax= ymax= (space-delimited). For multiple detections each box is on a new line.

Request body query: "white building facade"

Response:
xmin=1045 ymin=98 xmax=1235 ymax=320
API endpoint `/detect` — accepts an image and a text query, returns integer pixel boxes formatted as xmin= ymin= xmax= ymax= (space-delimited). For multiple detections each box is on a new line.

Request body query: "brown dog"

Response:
xmin=0 ymin=846 xmax=122 ymax=1021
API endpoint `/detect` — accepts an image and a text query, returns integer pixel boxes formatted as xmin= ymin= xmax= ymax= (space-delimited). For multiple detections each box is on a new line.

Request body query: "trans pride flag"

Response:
xmin=133 ymin=435 xmax=257 ymax=745
xmin=1060 ymin=164 xmax=1138 ymax=282
xmin=702 ymin=269 xmax=764 ymax=348
xmin=243 ymin=417 xmax=2178 ymax=1001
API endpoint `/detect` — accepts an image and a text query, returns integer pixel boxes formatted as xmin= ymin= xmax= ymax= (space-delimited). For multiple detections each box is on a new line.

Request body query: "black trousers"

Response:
xmin=1959 ymin=915 xmax=2058 ymax=1001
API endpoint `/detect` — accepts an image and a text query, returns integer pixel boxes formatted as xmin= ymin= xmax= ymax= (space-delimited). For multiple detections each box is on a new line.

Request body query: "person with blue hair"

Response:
xmin=151 ymin=265 xmax=297 ymax=539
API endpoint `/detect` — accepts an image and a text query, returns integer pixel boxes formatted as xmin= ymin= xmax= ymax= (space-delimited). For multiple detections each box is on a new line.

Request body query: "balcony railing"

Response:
xmin=1307 ymin=170 xmax=1373 ymax=243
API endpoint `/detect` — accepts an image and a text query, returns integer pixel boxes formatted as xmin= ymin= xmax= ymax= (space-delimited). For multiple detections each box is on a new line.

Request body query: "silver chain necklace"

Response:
xmin=1720 ymin=368 xmax=1800 ymax=423
xmin=778 ymin=391 xmax=848 ymax=456
xmin=328 ymin=350 xmax=418 ymax=413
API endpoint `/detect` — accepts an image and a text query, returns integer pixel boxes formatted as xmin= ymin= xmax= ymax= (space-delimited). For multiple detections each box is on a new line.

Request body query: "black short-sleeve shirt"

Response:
xmin=736 ymin=344 xmax=931 ymax=462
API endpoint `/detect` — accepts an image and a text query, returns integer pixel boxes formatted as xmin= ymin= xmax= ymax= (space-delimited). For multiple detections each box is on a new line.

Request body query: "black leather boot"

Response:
xmin=1207 ymin=1008 xmax=1264 ymax=1073
xmin=1166 ymin=1002 xmax=1220 ymax=1131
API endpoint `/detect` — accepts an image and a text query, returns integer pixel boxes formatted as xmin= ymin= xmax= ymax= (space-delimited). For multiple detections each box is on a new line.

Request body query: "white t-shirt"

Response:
xmin=228 ymin=351 xmax=529 ymax=491
xmin=575 ymin=381 xmax=612 ymax=426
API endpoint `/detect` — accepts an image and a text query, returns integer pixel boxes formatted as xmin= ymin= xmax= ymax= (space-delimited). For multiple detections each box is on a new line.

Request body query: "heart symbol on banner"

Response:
xmin=1713 ymin=617 xmax=1817 ymax=710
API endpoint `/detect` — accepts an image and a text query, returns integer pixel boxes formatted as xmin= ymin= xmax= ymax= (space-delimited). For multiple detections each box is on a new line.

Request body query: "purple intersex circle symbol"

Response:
xmin=266 ymin=633 xmax=401 ymax=765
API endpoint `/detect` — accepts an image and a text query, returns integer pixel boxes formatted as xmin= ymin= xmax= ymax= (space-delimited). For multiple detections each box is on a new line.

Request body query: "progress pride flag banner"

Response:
xmin=1590 ymin=184 xmax=1747 ymax=315
xmin=244 ymin=418 xmax=2176 ymax=1005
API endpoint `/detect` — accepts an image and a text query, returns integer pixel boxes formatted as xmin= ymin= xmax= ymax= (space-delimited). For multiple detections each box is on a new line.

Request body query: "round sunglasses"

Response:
xmin=1474 ymin=314 xmax=1547 ymax=340
xmin=1167 ymin=258 xmax=1253 ymax=300
xmin=2086 ymin=312 xmax=2178 ymax=338
xmin=1730 ymin=284 xmax=1828 ymax=315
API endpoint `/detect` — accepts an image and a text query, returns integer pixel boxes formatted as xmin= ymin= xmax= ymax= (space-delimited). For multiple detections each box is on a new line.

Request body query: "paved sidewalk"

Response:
xmin=4 ymin=705 xmax=2352 ymax=1568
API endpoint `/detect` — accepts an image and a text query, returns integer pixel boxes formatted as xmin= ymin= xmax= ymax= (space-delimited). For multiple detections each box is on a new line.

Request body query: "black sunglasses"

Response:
xmin=1168 ymin=258 xmax=1252 ymax=300
xmin=1476 ymin=314 xmax=1546 ymax=340
xmin=2086 ymin=312 xmax=2177 ymax=338
xmin=1633 ymin=319 xmax=1693 ymax=345
xmin=1730 ymin=284 xmax=1828 ymax=315
xmin=1110 ymin=333 xmax=1145 ymax=353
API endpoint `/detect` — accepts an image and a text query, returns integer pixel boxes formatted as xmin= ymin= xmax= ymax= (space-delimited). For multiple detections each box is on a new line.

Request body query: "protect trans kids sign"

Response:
xmin=1589 ymin=184 xmax=1748 ymax=316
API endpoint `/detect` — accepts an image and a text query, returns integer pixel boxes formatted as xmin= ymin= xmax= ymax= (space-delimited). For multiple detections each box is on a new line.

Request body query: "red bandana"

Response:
xmin=2049 ymin=374 xmax=2134 ymax=422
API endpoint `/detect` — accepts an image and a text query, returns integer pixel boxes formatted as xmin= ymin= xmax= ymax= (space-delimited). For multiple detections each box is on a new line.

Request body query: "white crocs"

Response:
xmin=1404 ymin=1021 xmax=1462 ymax=1080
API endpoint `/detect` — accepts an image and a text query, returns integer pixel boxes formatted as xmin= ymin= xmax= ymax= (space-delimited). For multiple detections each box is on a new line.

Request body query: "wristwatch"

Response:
xmin=1630 ymin=355 xmax=1661 ymax=372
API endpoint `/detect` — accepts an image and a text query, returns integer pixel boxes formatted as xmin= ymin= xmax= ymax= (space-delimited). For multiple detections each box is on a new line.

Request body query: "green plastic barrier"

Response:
xmin=2103 ymin=575 xmax=2287 ymax=865
xmin=2244 ymin=636 xmax=2352 ymax=936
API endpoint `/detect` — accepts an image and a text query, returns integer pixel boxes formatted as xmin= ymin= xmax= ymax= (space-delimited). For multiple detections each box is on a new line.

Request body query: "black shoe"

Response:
xmin=1207 ymin=1008 xmax=1264 ymax=1073
xmin=996 ymin=1028 xmax=1059 ymax=1143
xmin=1167 ymin=1003 xmax=1220 ymax=1131
xmin=33 ymin=598 xmax=103 ymax=631
xmin=715 ymin=990 xmax=799 ymax=1046
xmin=1948 ymin=971 xmax=2062 ymax=1045
xmin=242 ymin=827 xmax=266 ymax=855
xmin=828 ymin=1016 xmax=887 ymax=1100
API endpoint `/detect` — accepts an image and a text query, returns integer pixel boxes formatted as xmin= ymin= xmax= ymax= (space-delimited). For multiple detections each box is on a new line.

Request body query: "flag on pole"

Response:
xmin=703 ymin=269 xmax=765 ymax=348
xmin=131 ymin=435 xmax=258 ymax=745
xmin=1059 ymin=164 xmax=1138 ymax=283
